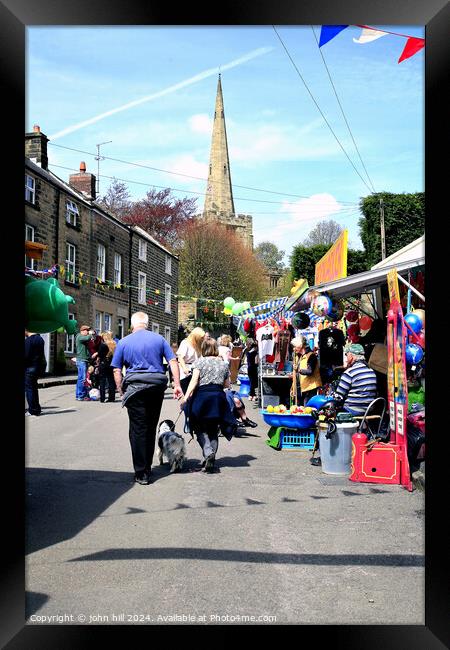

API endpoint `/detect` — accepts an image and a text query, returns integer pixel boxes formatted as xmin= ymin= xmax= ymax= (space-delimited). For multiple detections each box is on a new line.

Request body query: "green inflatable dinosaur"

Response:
xmin=25 ymin=276 xmax=78 ymax=334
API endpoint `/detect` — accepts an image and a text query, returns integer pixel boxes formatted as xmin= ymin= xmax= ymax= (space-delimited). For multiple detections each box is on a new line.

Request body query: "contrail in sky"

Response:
xmin=48 ymin=47 xmax=274 ymax=140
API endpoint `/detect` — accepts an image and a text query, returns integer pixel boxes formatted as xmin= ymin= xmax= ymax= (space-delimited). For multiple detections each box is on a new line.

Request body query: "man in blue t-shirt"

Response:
xmin=111 ymin=312 xmax=183 ymax=485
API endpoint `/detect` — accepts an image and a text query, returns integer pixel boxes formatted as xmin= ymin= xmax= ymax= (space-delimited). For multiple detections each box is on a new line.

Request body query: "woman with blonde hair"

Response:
xmin=177 ymin=326 xmax=206 ymax=394
xmin=97 ymin=330 xmax=117 ymax=402
xmin=218 ymin=334 xmax=232 ymax=365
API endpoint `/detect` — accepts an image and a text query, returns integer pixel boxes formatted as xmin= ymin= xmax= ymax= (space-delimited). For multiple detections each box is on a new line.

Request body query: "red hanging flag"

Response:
xmin=398 ymin=36 xmax=425 ymax=63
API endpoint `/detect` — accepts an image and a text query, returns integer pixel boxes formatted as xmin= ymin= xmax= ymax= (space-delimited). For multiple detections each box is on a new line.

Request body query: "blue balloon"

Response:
xmin=404 ymin=312 xmax=422 ymax=335
xmin=306 ymin=394 xmax=335 ymax=410
xmin=405 ymin=343 xmax=424 ymax=365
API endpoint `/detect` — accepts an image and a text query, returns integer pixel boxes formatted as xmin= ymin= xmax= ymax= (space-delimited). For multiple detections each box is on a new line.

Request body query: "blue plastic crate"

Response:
xmin=280 ymin=428 xmax=316 ymax=450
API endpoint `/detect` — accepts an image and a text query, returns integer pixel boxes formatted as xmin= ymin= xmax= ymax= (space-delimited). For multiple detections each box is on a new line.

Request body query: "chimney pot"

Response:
xmin=33 ymin=124 xmax=41 ymax=133
xmin=80 ymin=161 xmax=86 ymax=173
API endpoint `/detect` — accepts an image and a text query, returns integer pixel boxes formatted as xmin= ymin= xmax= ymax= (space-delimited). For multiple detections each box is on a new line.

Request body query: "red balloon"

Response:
xmin=359 ymin=315 xmax=373 ymax=331
xmin=417 ymin=331 xmax=425 ymax=348
xmin=345 ymin=310 xmax=359 ymax=323
xmin=347 ymin=323 xmax=360 ymax=336
xmin=243 ymin=318 xmax=251 ymax=333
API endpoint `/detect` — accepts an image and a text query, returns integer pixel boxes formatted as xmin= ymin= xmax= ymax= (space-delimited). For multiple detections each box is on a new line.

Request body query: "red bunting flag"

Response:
xmin=398 ymin=36 xmax=425 ymax=63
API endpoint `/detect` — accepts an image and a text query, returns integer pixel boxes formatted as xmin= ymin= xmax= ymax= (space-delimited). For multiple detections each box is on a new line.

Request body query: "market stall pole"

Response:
xmin=349 ymin=298 xmax=412 ymax=491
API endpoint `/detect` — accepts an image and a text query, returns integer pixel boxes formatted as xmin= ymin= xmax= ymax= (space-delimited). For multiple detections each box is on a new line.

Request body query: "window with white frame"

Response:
xmin=117 ymin=317 xmax=125 ymax=339
xmin=104 ymin=313 xmax=112 ymax=333
xmin=138 ymin=238 xmax=147 ymax=261
xmin=165 ymin=254 xmax=172 ymax=275
xmin=114 ymin=252 xmax=122 ymax=286
xmin=25 ymin=223 xmax=35 ymax=269
xmin=95 ymin=311 xmax=102 ymax=332
xmin=65 ymin=242 xmax=77 ymax=284
xmin=152 ymin=322 xmax=160 ymax=334
xmin=164 ymin=326 xmax=171 ymax=343
xmin=138 ymin=271 xmax=147 ymax=304
xmin=97 ymin=243 xmax=106 ymax=281
xmin=65 ymin=313 xmax=76 ymax=353
xmin=65 ymin=200 xmax=79 ymax=227
xmin=25 ymin=174 xmax=35 ymax=204
xmin=165 ymin=284 xmax=171 ymax=314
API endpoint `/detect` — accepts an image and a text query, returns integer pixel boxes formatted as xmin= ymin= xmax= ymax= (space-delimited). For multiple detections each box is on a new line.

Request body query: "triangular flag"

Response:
xmin=353 ymin=26 xmax=389 ymax=44
xmin=398 ymin=36 xmax=425 ymax=63
xmin=319 ymin=25 xmax=348 ymax=47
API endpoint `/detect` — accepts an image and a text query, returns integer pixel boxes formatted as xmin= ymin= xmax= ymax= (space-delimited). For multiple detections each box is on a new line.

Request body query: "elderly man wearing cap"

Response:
xmin=333 ymin=343 xmax=377 ymax=415
xmin=74 ymin=324 xmax=95 ymax=401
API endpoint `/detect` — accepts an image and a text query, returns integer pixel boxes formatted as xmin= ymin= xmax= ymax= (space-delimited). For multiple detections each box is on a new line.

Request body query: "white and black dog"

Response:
xmin=157 ymin=419 xmax=187 ymax=473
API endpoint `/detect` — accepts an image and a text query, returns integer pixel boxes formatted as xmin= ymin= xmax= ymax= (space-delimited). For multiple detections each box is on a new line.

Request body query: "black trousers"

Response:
xmin=25 ymin=368 xmax=41 ymax=415
xmin=247 ymin=366 xmax=258 ymax=397
xmin=125 ymin=387 xmax=165 ymax=475
xmin=99 ymin=364 xmax=115 ymax=402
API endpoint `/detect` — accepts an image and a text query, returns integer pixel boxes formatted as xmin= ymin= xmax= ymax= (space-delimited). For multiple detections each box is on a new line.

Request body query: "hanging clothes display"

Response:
xmin=256 ymin=322 xmax=275 ymax=358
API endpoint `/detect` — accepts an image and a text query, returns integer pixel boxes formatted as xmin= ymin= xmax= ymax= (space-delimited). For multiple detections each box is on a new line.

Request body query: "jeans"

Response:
xmin=25 ymin=368 xmax=41 ymax=415
xmin=76 ymin=360 xmax=88 ymax=399
xmin=196 ymin=428 xmax=219 ymax=459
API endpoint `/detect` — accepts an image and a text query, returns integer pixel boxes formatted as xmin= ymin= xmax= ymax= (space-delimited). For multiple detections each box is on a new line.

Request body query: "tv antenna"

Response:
xmin=95 ymin=140 xmax=112 ymax=196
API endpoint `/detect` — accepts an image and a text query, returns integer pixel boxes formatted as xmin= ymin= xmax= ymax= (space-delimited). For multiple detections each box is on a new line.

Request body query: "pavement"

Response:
xmin=24 ymin=380 xmax=426 ymax=626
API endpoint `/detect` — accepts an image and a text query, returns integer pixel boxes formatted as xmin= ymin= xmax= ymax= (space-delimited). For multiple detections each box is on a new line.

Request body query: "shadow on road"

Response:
xmin=26 ymin=468 xmax=134 ymax=555
xmin=25 ymin=591 xmax=49 ymax=618
xmin=67 ymin=546 xmax=425 ymax=567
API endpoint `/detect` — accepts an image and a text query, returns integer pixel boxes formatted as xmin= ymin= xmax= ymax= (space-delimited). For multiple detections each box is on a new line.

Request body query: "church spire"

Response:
xmin=203 ymin=74 xmax=235 ymax=215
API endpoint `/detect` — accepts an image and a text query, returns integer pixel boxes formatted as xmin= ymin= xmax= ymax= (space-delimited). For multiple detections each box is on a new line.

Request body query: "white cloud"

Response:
xmin=166 ymin=154 xmax=209 ymax=184
xmin=188 ymin=113 xmax=213 ymax=135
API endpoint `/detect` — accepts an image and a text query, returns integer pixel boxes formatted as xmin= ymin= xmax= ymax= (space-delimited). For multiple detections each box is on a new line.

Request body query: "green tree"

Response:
xmin=358 ymin=192 xmax=425 ymax=267
xmin=254 ymin=241 xmax=286 ymax=271
xmin=179 ymin=221 xmax=267 ymax=302
xmin=290 ymin=244 xmax=369 ymax=286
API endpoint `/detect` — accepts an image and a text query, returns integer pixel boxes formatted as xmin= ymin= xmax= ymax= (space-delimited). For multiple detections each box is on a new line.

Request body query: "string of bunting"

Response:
xmin=319 ymin=24 xmax=425 ymax=63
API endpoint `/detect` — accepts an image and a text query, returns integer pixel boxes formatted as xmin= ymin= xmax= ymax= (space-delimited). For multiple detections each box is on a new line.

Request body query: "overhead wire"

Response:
xmin=48 ymin=142 xmax=359 ymax=206
xmin=49 ymin=163 xmax=361 ymax=210
xmin=271 ymin=25 xmax=375 ymax=195
xmin=310 ymin=25 xmax=377 ymax=193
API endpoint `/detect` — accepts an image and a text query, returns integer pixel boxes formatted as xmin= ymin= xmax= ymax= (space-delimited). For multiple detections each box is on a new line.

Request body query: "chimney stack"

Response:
xmin=25 ymin=124 xmax=49 ymax=170
xmin=69 ymin=161 xmax=96 ymax=200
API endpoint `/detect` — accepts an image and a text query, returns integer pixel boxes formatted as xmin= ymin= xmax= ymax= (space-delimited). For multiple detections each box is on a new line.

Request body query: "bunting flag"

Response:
xmin=240 ymin=296 xmax=288 ymax=318
xmin=319 ymin=24 xmax=425 ymax=63
xmin=319 ymin=25 xmax=349 ymax=47
xmin=353 ymin=26 xmax=388 ymax=44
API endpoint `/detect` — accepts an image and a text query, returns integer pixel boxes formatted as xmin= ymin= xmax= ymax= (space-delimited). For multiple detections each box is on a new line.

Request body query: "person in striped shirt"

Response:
xmin=334 ymin=343 xmax=377 ymax=415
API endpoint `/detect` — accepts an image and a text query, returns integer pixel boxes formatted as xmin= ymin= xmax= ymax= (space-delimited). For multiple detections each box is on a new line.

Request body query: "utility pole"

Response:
xmin=379 ymin=197 xmax=386 ymax=260
xmin=95 ymin=140 xmax=112 ymax=197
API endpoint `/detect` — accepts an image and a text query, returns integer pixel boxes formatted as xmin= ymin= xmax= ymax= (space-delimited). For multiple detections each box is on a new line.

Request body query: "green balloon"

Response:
xmin=25 ymin=276 xmax=78 ymax=334
xmin=223 ymin=296 xmax=235 ymax=309
xmin=241 ymin=301 xmax=251 ymax=311
xmin=232 ymin=302 xmax=243 ymax=315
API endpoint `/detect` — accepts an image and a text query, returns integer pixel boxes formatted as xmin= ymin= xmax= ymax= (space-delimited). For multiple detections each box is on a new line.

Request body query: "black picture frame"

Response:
xmin=4 ymin=0 xmax=447 ymax=647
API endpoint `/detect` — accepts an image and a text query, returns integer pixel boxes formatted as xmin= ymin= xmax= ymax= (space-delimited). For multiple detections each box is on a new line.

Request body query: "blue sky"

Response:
xmin=26 ymin=25 xmax=424 ymax=261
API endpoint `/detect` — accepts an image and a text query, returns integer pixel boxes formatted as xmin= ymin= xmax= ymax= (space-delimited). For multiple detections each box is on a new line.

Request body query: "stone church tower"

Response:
xmin=202 ymin=75 xmax=253 ymax=249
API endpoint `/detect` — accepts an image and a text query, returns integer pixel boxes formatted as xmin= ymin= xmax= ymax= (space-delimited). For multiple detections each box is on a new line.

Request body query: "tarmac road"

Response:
xmin=25 ymin=383 xmax=425 ymax=626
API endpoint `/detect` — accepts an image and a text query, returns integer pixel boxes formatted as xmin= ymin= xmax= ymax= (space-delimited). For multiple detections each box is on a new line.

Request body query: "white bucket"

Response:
xmin=318 ymin=421 xmax=359 ymax=475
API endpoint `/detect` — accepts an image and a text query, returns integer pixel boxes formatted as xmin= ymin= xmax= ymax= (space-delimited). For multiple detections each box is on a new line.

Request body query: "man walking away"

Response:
xmin=111 ymin=312 xmax=183 ymax=485
xmin=75 ymin=325 xmax=93 ymax=401
xmin=25 ymin=330 xmax=46 ymax=416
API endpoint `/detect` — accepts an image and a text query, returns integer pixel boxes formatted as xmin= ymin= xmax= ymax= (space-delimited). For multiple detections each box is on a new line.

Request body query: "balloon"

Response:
xmin=291 ymin=311 xmax=310 ymax=329
xmin=223 ymin=308 xmax=232 ymax=316
xmin=223 ymin=296 xmax=235 ymax=309
xmin=328 ymin=299 xmax=344 ymax=322
xmin=347 ymin=323 xmax=360 ymax=343
xmin=345 ymin=310 xmax=359 ymax=323
xmin=243 ymin=319 xmax=252 ymax=333
xmin=405 ymin=312 xmax=422 ymax=334
xmin=417 ymin=331 xmax=425 ymax=348
xmin=25 ymin=276 xmax=78 ymax=334
xmin=312 ymin=294 xmax=332 ymax=316
xmin=241 ymin=301 xmax=251 ymax=311
xmin=232 ymin=302 xmax=243 ymax=315
xmin=359 ymin=315 xmax=373 ymax=331
xmin=412 ymin=309 xmax=425 ymax=328
xmin=405 ymin=343 xmax=424 ymax=365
